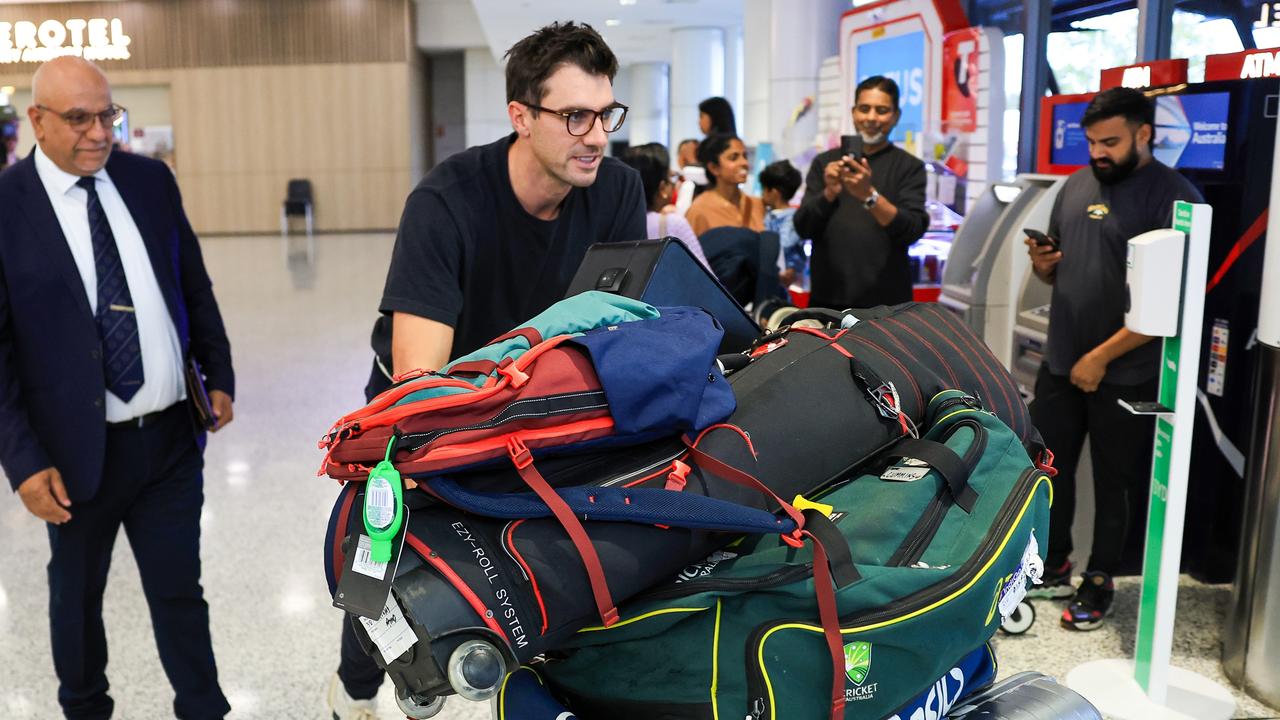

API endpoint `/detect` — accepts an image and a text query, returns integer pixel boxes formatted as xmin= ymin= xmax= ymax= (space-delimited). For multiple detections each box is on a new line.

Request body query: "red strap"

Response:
xmin=447 ymin=359 xmax=499 ymax=376
xmin=806 ymin=530 xmax=846 ymax=720
xmin=507 ymin=436 xmax=619 ymax=627
xmin=331 ymin=486 xmax=357 ymax=585
xmin=681 ymin=433 xmax=805 ymax=531
xmin=488 ymin=327 xmax=544 ymax=347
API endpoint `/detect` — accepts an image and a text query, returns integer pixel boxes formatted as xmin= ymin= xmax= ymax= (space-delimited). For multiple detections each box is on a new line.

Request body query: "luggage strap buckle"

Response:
xmin=506 ymin=436 xmax=533 ymax=469
xmin=497 ymin=358 xmax=530 ymax=388
xmin=664 ymin=459 xmax=691 ymax=491
xmin=781 ymin=529 xmax=806 ymax=548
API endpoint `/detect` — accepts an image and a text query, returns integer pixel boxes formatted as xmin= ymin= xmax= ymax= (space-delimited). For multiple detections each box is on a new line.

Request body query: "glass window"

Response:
xmin=1046 ymin=9 xmax=1139 ymax=94
xmin=1172 ymin=10 xmax=1244 ymax=82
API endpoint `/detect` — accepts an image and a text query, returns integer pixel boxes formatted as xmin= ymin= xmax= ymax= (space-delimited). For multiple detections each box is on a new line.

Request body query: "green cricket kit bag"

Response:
xmin=320 ymin=301 xmax=1049 ymax=717
xmin=535 ymin=391 xmax=1052 ymax=720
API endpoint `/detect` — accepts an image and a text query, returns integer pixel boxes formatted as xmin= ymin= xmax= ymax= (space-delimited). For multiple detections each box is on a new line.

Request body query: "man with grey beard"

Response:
xmin=795 ymin=75 xmax=929 ymax=308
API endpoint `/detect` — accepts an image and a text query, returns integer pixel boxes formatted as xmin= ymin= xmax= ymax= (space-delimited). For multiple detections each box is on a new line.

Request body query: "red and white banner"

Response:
xmin=941 ymin=28 xmax=982 ymax=133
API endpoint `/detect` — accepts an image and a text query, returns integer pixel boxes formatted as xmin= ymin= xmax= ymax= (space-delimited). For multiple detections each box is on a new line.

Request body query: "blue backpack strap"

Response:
xmin=426 ymin=478 xmax=798 ymax=536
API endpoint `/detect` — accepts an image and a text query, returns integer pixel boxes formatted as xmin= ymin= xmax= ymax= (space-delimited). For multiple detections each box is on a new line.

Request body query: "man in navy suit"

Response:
xmin=0 ymin=57 xmax=235 ymax=719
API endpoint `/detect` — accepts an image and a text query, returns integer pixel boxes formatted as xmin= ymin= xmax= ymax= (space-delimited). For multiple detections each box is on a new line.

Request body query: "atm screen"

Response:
xmin=1153 ymin=92 xmax=1229 ymax=170
xmin=1049 ymin=101 xmax=1090 ymax=167
xmin=1050 ymin=92 xmax=1230 ymax=171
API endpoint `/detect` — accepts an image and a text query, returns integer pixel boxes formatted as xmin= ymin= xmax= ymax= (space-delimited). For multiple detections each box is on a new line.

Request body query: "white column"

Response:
xmin=742 ymin=0 xmax=846 ymax=157
xmin=724 ymin=24 xmax=745 ymax=137
xmin=742 ymin=0 xmax=772 ymax=148
xmin=626 ymin=62 xmax=670 ymax=147
xmin=669 ymin=27 xmax=725 ymax=153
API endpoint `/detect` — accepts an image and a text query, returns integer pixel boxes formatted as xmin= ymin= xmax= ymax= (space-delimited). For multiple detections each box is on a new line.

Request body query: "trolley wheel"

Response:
xmin=447 ymin=639 xmax=508 ymax=702
xmin=396 ymin=689 xmax=446 ymax=719
xmin=1000 ymin=601 xmax=1036 ymax=635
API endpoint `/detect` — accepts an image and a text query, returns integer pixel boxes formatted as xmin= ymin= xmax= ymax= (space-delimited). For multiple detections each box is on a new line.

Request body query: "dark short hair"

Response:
xmin=698 ymin=96 xmax=737 ymax=135
xmin=621 ymin=142 xmax=671 ymax=207
xmin=678 ymin=138 xmax=699 ymax=150
xmin=504 ymin=21 xmax=618 ymax=105
xmin=855 ymin=75 xmax=901 ymax=112
xmin=1081 ymin=87 xmax=1155 ymax=131
xmin=695 ymin=132 xmax=740 ymax=168
xmin=758 ymin=160 xmax=802 ymax=201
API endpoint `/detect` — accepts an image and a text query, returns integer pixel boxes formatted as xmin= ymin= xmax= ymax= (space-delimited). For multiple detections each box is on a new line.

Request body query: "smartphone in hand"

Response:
xmin=1024 ymin=228 xmax=1060 ymax=252
xmin=840 ymin=135 xmax=863 ymax=162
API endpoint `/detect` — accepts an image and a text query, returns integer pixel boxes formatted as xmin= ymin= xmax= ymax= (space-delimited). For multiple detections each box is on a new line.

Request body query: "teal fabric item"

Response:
xmin=394 ymin=291 xmax=659 ymax=406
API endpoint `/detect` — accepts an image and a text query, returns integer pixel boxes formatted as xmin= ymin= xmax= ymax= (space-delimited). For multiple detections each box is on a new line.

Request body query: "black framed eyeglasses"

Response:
xmin=522 ymin=102 xmax=628 ymax=136
xmin=36 ymin=103 xmax=126 ymax=133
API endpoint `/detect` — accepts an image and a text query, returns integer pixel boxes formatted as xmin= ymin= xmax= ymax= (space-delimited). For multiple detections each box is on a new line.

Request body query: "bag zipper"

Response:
xmin=743 ymin=466 xmax=1044 ymax=720
xmin=396 ymin=391 xmax=610 ymax=453
xmin=599 ymin=447 xmax=687 ymax=488
xmin=396 ymin=416 xmax=616 ymax=472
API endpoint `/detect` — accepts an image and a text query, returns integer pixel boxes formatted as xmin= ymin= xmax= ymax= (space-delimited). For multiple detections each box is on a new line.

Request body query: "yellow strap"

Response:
xmin=792 ymin=494 xmax=834 ymax=518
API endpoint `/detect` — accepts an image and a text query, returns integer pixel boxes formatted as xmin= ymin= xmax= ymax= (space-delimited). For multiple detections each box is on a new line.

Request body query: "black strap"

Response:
xmin=884 ymin=438 xmax=978 ymax=513
xmin=803 ymin=509 xmax=860 ymax=588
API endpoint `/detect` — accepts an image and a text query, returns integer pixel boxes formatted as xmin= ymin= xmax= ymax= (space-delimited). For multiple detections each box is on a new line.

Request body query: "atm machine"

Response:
xmin=1012 ymin=77 xmax=1279 ymax=580
xmin=939 ymin=174 xmax=1066 ymax=369
xmin=1011 ymin=266 xmax=1053 ymax=399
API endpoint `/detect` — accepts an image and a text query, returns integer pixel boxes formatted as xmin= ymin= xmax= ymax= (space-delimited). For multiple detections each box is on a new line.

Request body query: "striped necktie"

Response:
xmin=77 ymin=176 xmax=145 ymax=402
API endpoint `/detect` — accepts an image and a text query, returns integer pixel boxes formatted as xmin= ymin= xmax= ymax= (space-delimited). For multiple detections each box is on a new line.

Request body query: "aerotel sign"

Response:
xmin=0 ymin=18 xmax=131 ymax=64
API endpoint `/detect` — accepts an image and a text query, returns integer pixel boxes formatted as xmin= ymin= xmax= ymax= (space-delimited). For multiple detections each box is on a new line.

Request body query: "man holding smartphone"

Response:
xmin=795 ymin=76 xmax=928 ymax=309
xmin=1025 ymin=87 xmax=1201 ymax=631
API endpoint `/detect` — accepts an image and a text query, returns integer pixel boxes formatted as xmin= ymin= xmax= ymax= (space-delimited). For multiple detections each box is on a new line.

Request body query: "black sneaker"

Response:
xmin=1061 ymin=571 xmax=1115 ymax=631
xmin=1026 ymin=559 xmax=1074 ymax=599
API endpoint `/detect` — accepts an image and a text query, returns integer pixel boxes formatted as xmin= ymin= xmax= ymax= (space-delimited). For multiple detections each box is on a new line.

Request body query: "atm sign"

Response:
xmin=1205 ymin=49 xmax=1280 ymax=81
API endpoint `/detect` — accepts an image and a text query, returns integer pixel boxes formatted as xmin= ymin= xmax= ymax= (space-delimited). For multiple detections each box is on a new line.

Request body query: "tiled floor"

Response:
xmin=0 ymin=233 xmax=1275 ymax=719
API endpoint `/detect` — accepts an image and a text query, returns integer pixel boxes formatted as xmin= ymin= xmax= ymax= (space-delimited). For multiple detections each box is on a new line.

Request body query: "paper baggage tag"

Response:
xmin=881 ymin=457 xmax=930 ymax=482
xmin=334 ymin=505 xmax=409 ymax=620
xmin=358 ymin=591 xmax=419 ymax=663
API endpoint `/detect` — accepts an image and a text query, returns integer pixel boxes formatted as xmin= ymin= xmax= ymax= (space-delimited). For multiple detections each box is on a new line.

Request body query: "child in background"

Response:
xmin=759 ymin=160 xmax=808 ymax=287
xmin=621 ymin=143 xmax=713 ymax=271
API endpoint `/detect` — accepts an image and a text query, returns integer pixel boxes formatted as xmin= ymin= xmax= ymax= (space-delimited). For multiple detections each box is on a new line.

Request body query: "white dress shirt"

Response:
xmin=34 ymin=146 xmax=185 ymax=422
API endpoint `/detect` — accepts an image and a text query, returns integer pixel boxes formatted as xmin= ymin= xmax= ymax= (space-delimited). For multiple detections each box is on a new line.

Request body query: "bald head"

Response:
xmin=28 ymin=57 xmax=115 ymax=176
xmin=31 ymin=56 xmax=110 ymax=106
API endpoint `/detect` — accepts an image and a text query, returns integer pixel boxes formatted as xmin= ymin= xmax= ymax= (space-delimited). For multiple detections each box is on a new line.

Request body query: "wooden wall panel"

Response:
xmin=163 ymin=62 xmax=415 ymax=234
xmin=0 ymin=0 xmax=409 ymax=70
xmin=0 ymin=1 xmax=420 ymax=235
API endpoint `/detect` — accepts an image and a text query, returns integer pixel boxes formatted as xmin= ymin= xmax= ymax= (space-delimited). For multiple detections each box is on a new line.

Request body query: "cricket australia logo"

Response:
xmin=844 ymin=641 xmax=872 ymax=685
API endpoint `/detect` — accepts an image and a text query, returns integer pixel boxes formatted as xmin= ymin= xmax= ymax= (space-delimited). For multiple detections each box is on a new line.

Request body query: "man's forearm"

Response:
xmin=391 ymin=312 xmax=454 ymax=376
xmin=1089 ymin=327 xmax=1155 ymax=364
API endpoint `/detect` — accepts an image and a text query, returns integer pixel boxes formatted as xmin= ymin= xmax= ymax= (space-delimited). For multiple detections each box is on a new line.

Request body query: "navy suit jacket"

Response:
xmin=0 ymin=150 xmax=234 ymax=501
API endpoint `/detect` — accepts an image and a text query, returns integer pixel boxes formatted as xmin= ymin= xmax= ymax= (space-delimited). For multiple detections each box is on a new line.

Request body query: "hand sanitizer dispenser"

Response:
xmin=1125 ymin=228 xmax=1185 ymax=337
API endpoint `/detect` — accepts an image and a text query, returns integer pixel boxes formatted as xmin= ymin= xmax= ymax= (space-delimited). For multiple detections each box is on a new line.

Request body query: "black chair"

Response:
xmin=697 ymin=226 xmax=786 ymax=310
xmin=281 ymin=178 xmax=314 ymax=237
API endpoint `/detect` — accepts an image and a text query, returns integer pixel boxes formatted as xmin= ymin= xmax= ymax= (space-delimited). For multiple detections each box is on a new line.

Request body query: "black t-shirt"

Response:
xmin=372 ymin=133 xmax=647 ymax=367
xmin=793 ymin=144 xmax=929 ymax=308
xmin=1046 ymin=160 xmax=1202 ymax=384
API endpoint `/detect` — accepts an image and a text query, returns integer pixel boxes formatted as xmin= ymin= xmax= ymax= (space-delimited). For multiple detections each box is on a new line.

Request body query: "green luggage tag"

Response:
xmin=363 ymin=436 xmax=404 ymax=563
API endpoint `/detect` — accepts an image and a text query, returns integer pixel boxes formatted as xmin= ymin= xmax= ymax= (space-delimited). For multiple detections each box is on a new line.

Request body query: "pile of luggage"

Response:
xmin=319 ymin=284 xmax=1069 ymax=720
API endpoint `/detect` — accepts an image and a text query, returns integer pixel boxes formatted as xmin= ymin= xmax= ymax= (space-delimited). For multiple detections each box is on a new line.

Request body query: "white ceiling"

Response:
xmin=468 ymin=0 xmax=744 ymax=66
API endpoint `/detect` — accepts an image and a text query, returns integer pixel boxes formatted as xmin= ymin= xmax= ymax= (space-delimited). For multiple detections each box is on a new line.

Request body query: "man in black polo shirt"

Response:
xmin=1025 ymin=87 xmax=1201 ymax=631
xmin=326 ymin=21 xmax=645 ymax=718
